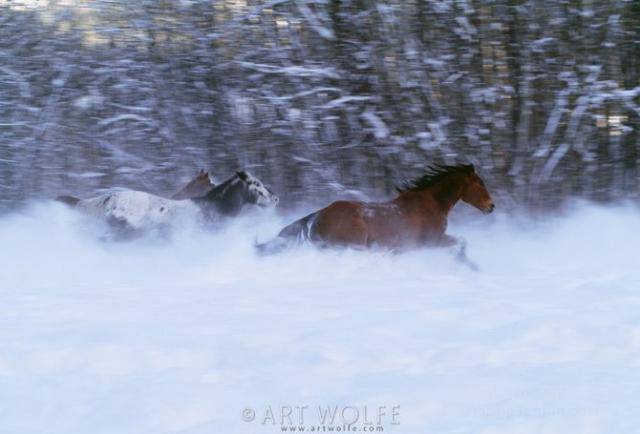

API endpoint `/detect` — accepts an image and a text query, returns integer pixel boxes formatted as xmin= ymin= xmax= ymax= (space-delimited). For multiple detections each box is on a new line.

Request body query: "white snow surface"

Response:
xmin=0 ymin=200 xmax=638 ymax=434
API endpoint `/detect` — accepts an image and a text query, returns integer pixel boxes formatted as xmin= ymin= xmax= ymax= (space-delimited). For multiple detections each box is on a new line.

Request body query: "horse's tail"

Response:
xmin=278 ymin=211 xmax=318 ymax=241
xmin=55 ymin=195 xmax=80 ymax=207
xmin=255 ymin=211 xmax=318 ymax=255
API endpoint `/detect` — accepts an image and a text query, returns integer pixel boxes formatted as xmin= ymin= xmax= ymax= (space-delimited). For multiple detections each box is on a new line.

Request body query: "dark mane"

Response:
xmin=396 ymin=164 xmax=474 ymax=193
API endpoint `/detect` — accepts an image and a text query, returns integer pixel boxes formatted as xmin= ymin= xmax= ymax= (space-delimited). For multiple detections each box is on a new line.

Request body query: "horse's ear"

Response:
xmin=236 ymin=171 xmax=248 ymax=181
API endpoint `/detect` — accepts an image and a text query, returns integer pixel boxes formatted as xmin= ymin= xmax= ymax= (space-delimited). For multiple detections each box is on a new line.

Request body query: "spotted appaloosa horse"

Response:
xmin=56 ymin=170 xmax=278 ymax=237
xmin=258 ymin=164 xmax=494 ymax=267
xmin=171 ymin=169 xmax=215 ymax=200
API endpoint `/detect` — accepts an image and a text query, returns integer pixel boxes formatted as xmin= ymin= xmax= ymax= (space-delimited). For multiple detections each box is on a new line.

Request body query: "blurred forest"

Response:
xmin=0 ymin=0 xmax=639 ymax=211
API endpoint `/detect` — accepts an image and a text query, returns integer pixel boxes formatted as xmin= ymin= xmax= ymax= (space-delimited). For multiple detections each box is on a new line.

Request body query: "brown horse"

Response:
xmin=258 ymin=164 xmax=494 ymax=266
xmin=171 ymin=169 xmax=215 ymax=200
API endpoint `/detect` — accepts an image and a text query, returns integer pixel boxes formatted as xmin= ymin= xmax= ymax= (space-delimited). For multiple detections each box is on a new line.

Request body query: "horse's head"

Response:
xmin=460 ymin=165 xmax=495 ymax=214
xmin=235 ymin=170 xmax=279 ymax=208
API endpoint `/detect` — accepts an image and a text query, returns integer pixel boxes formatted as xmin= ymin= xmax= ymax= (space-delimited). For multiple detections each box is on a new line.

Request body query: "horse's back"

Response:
xmin=77 ymin=190 xmax=198 ymax=229
xmin=314 ymin=200 xmax=369 ymax=246
xmin=314 ymin=200 xmax=432 ymax=248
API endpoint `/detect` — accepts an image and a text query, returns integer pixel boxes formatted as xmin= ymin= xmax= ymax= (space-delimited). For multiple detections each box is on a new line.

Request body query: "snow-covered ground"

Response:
xmin=0 ymin=201 xmax=638 ymax=434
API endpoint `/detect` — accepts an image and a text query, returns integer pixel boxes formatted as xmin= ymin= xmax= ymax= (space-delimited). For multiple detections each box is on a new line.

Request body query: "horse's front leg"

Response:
xmin=436 ymin=234 xmax=479 ymax=271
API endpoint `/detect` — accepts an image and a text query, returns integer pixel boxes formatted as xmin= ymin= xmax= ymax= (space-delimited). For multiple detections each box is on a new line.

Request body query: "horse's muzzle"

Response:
xmin=484 ymin=203 xmax=495 ymax=214
xmin=258 ymin=195 xmax=279 ymax=207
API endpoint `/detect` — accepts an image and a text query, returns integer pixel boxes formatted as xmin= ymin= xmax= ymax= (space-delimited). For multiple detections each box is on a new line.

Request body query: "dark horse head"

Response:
xmin=398 ymin=164 xmax=495 ymax=214
xmin=193 ymin=170 xmax=279 ymax=216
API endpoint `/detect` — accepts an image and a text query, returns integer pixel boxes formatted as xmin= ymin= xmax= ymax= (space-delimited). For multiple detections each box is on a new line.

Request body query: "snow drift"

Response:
xmin=0 ymin=201 xmax=638 ymax=434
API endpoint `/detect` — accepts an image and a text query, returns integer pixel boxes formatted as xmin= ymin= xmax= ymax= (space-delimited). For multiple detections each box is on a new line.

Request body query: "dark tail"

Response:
xmin=255 ymin=211 xmax=318 ymax=255
xmin=55 ymin=195 xmax=80 ymax=207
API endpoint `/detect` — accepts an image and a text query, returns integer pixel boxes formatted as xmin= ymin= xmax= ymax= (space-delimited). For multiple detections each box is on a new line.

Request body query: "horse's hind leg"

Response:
xmin=255 ymin=236 xmax=290 ymax=255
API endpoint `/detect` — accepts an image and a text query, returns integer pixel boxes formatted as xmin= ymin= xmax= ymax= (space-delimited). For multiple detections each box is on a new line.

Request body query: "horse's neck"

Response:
xmin=398 ymin=177 xmax=465 ymax=216
xmin=195 ymin=177 xmax=244 ymax=215
xmin=184 ymin=179 xmax=204 ymax=192
xmin=175 ymin=180 xmax=205 ymax=198
xmin=432 ymin=177 xmax=466 ymax=212
xmin=188 ymin=179 xmax=213 ymax=197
